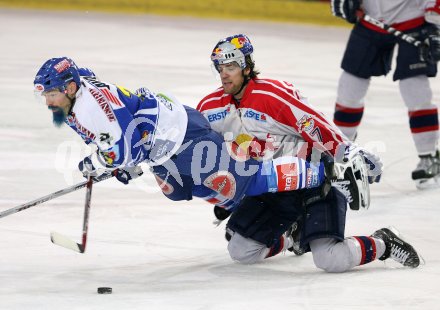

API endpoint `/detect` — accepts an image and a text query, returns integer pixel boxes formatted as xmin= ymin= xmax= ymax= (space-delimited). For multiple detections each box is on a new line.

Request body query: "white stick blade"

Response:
xmin=50 ymin=231 xmax=84 ymax=253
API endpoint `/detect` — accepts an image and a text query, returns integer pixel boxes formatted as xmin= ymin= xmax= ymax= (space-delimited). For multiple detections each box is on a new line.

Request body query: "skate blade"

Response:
xmin=383 ymin=255 xmax=426 ymax=268
xmin=384 ymin=226 xmax=425 ymax=268
xmin=415 ymin=176 xmax=440 ymax=190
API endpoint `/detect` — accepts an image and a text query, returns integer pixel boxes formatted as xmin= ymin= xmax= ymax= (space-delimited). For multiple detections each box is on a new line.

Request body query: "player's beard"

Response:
xmin=49 ymin=106 xmax=66 ymax=127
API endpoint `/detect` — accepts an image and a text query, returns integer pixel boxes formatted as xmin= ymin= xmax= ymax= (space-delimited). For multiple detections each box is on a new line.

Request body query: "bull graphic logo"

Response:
xmin=102 ymin=151 xmax=116 ymax=165
xmin=230 ymin=36 xmax=247 ymax=48
xmin=297 ymin=115 xmax=315 ymax=133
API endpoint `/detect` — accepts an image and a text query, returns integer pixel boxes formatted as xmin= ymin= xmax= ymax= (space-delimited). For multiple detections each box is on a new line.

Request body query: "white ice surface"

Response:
xmin=1 ymin=8 xmax=440 ymax=310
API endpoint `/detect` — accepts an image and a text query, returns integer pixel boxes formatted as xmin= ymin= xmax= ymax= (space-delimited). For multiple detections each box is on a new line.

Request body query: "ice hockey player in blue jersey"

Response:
xmin=33 ymin=56 xmax=338 ymax=214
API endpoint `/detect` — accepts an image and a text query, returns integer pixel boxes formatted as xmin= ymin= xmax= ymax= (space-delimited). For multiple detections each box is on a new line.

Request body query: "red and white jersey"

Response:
xmin=197 ymin=78 xmax=348 ymax=160
xmin=362 ymin=0 xmax=438 ymax=25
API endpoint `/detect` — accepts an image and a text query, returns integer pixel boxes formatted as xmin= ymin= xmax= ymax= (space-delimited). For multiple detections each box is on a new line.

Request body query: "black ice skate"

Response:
xmin=371 ymin=227 xmax=421 ymax=268
xmin=412 ymin=151 xmax=440 ymax=189
xmin=286 ymin=220 xmax=305 ymax=256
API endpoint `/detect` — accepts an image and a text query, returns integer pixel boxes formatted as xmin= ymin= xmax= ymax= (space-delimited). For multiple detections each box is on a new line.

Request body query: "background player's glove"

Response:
xmin=112 ymin=166 xmax=144 ymax=185
xmin=420 ymin=27 xmax=440 ymax=63
xmin=331 ymin=0 xmax=362 ymax=24
xmin=425 ymin=4 xmax=440 ymax=25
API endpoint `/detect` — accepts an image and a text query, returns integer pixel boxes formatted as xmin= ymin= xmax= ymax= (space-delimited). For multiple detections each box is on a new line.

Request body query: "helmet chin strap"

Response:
xmin=67 ymin=95 xmax=76 ymax=115
xmin=66 ymin=83 xmax=78 ymax=115
xmin=233 ymin=73 xmax=250 ymax=99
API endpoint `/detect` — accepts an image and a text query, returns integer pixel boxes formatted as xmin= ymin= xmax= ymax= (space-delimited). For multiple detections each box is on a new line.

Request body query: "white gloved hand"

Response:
xmin=425 ymin=4 xmax=440 ymax=25
xmin=335 ymin=144 xmax=383 ymax=184
xmin=358 ymin=148 xmax=383 ymax=183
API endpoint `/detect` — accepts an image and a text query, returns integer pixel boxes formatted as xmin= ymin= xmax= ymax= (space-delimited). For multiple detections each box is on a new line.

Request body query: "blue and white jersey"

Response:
xmin=65 ymin=76 xmax=187 ymax=169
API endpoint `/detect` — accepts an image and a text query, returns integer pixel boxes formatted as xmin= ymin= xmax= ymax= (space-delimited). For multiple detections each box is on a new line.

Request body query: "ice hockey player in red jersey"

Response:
xmin=331 ymin=0 xmax=440 ymax=188
xmin=197 ymin=34 xmax=421 ymax=272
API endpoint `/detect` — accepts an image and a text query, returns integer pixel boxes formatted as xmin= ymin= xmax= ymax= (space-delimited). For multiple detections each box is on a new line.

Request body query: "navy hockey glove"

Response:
xmin=78 ymin=155 xmax=99 ymax=177
xmin=79 ymin=155 xmax=143 ymax=184
xmin=112 ymin=166 xmax=144 ymax=185
xmin=420 ymin=28 xmax=440 ymax=63
xmin=331 ymin=0 xmax=361 ymax=24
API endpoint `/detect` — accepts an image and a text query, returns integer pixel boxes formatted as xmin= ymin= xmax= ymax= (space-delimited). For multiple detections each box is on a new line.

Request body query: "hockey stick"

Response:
xmin=0 ymin=172 xmax=113 ymax=219
xmin=360 ymin=13 xmax=425 ymax=48
xmin=50 ymin=175 xmax=94 ymax=253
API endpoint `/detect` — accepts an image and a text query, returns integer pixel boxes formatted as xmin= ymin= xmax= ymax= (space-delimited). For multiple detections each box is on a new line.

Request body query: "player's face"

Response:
xmin=43 ymin=82 xmax=76 ymax=127
xmin=218 ymin=62 xmax=246 ymax=96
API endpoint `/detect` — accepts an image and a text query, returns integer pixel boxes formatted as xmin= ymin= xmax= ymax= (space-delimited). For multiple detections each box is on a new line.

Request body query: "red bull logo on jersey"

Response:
xmin=297 ymin=115 xmax=315 ymax=133
xmin=102 ymin=151 xmax=117 ymax=165
xmin=141 ymin=130 xmax=149 ymax=143
xmin=203 ymin=171 xmax=236 ymax=199
xmin=230 ymin=133 xmax=278 ymax=160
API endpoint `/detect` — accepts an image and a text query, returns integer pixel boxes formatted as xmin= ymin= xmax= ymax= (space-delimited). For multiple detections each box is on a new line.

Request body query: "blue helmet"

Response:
xmin=34 ymin=57 xmax=80 ymax=93
xmin=78 ymin=67 xmax=96 ymax=78
xmin=211 ymin=34 xmax=254 ymax=71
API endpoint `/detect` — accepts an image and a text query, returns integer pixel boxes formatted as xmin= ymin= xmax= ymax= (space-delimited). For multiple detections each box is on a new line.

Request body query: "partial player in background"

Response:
xmin=331 ymin=0 xmax=440 ymax=188
xmin=33 ymin=57 xmax=344 ymax=230
xmin=195 ymin=33 xmax=422 ymax=272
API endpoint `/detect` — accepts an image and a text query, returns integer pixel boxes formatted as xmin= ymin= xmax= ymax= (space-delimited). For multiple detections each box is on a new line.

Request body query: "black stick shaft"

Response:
xmin=0 ymin=173 xmax=112 ymax=219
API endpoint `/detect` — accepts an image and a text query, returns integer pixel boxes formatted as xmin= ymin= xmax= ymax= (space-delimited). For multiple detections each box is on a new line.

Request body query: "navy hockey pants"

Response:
xmin=151 ymin=106 xmax=265 ymax=207
xmin=341 ymin=22 xmax=438 ymax=81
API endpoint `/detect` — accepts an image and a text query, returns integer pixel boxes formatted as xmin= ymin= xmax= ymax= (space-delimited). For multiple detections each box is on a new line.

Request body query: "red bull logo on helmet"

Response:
xmin=211 ymin=48 xmax=224 ymax=60
xmin=230 ymin=36 xmax=248 ymax=48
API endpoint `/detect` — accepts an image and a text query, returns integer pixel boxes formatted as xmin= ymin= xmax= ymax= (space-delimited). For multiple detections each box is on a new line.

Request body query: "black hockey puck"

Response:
xmin=97 ymin=287 xmax=112 ymax=294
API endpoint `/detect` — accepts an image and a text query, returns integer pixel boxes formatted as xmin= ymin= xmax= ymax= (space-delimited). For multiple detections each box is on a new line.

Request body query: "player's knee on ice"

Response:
xmin=310 ymin=237 xmax=358 ymax=273
xmin=227 ymin=232 xmax=269 ymax=264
